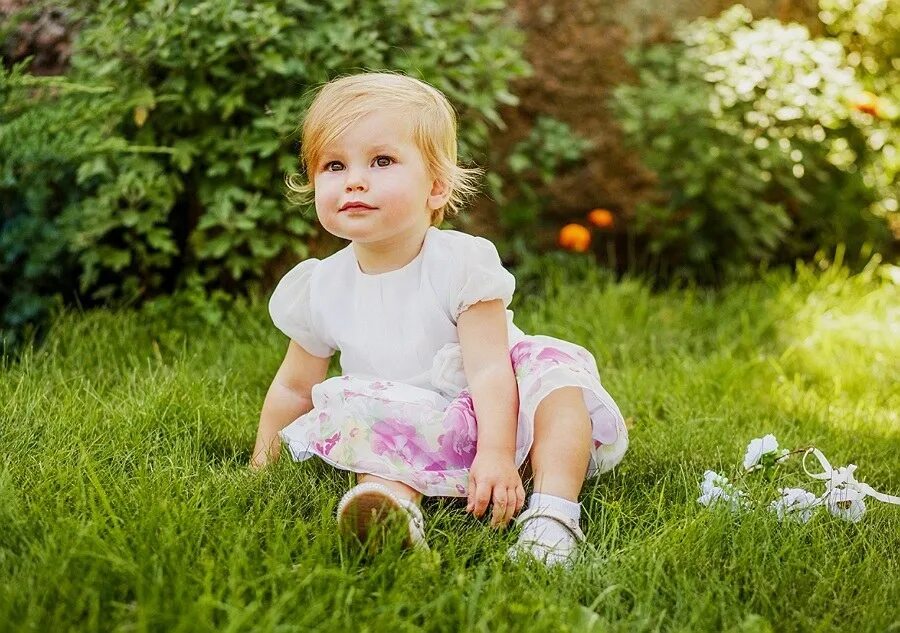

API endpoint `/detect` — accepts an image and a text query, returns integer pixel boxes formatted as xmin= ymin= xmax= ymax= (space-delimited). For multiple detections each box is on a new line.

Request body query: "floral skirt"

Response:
xmin=279 ymin=335 xmax=629 ymax=497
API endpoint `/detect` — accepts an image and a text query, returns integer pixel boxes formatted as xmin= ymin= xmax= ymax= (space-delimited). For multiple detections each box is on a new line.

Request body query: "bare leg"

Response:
xmin=528 ymin=386 xmax=592 ymax=502
xmin=357 ymin=473 xmax=423 ymax=505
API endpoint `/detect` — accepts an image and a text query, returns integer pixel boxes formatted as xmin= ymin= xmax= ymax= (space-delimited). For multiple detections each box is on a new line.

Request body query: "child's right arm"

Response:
xmin=250 ymin=340 xmax=331 ymax=470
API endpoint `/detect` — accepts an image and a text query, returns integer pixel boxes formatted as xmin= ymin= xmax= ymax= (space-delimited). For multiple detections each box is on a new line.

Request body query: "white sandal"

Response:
xmin=336 ymin=482 xmax=428 ymax=551
xmin=507 ymin=506 xmax=585 ymax=566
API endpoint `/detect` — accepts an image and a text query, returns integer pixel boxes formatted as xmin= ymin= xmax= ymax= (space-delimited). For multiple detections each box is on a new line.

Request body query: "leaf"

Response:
xmin=170 ymin=141 xmax=196 ymax=173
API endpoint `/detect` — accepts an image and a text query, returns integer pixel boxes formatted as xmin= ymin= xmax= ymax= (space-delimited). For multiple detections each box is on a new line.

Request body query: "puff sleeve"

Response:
xmin=268 ymin=259 xmax=335 ymax=358
xmin=451 ymin=236 xmax=516 ymax=322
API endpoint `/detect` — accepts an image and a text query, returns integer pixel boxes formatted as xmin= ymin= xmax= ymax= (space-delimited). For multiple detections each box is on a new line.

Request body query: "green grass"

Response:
xmin=1 ymin=253 xmax=898 ymax=632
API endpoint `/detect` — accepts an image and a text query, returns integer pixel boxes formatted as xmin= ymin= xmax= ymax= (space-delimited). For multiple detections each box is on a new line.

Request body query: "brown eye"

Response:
xmin=374 ymin=155 xmax=394 ymax=167
xmin=324 ymin=161 xmax=342 ymax=172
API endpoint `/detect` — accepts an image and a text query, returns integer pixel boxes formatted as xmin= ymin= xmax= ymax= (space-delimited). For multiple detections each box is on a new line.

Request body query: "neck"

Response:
xmin=353 ymin=224 xmax=432 ymax=274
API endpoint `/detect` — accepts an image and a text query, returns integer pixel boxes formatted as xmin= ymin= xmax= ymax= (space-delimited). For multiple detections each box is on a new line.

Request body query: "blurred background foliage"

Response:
xmin=1 ymin=0 xmax=898 ymax=349
xmin=611 ymin=4 xmax=896 ymax=280
xmin=1 ymin=0 xmax=533 ymax=348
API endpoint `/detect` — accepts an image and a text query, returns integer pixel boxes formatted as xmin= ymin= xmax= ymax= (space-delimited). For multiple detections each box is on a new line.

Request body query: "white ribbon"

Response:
xmin=802 ymin=447 xmax=900 ymax=507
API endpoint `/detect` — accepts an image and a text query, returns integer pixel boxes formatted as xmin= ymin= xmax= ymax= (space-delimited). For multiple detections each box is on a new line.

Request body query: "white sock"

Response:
xmin=528 ymin=492 xmax=581 ymax=521
xmin=512 ymin=493 xmax=581 ymax=566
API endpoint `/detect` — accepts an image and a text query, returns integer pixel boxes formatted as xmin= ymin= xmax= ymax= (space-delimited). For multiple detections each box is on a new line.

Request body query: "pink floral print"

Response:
xmin=371 ymin=418 xmax=439 ymax=470
xmin=435 ymin=390 xmax=478 ymax=468
xmin=278 ymin=334 xmax=627 ymax=497
xmin=313 ymin=431 xmax=341 ymax=456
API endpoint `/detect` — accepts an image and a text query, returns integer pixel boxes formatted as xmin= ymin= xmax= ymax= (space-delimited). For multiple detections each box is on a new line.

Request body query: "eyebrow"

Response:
xmin=320 ymin=144 xmax=402 ymax=159
xmin=368 ymin=143 xmax=401 ymax=152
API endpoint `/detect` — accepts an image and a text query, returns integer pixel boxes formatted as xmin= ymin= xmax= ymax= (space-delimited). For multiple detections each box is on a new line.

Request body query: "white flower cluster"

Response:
xmin=698 ymin=470 xmax=747 ymax=511
xmin=697 ymin=435 xmax=900 ymax=523
xmin=769 ymin=488 xmax=817 ymax=523
xmin=742 ymin=433 xmax=789 ymax=472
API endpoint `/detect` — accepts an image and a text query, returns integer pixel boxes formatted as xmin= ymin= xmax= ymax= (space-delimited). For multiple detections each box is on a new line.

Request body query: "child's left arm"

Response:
xmin=458 ymin=299 xmax=526 ymax=528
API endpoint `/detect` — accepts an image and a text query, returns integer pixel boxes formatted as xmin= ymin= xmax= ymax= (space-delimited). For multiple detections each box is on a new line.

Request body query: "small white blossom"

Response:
xmin=826 ymin=486 xmax=866 ymax=523
xmin=769 ymin=487 xmax=819 ymax=523
xmin=698 ymin=470 xmax=746 ymax=511
xmin=743 ymin=434 xmax=790 ymax=471
xmin=819 ymin=465 xmax=868 ymax=523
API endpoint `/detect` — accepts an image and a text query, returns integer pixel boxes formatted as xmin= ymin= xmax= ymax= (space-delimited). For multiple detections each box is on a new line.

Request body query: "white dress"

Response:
xmin=269 ymin=226 xmax=628 ymax=497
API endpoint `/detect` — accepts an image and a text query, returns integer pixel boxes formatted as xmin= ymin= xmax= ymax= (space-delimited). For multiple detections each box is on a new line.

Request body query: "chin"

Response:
xmin=328 ymin=222 xmax=382 ymax=242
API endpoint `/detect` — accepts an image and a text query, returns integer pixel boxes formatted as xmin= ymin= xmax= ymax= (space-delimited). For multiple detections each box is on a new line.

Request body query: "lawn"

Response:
xmin=1 ymin=253 xmax=898 ymax=632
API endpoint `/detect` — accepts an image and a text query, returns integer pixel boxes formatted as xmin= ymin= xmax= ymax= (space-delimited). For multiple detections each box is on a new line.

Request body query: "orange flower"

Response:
xmin=558 ymin=223 xmax=591 ymax=252
xmin=851 ymin=91 xmax=880 ymax=117
xmin=587 ymin=208 xmax=614 ymax=229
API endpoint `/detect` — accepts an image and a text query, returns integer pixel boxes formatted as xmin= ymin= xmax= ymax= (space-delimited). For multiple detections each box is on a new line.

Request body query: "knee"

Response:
xmin=534 ymin=386 xmax=589 ymax=426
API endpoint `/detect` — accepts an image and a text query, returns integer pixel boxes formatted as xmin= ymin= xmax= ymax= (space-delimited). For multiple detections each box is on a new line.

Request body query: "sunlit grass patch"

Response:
xmin=1 ymin=254 xmax=898 ymax=631
xmin=775 ymin=250 xmax=900 ymax=395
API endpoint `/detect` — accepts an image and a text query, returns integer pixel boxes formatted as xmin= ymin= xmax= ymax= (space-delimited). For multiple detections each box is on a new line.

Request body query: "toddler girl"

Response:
xmin=252 ymin=71 xmax=628 ymax=567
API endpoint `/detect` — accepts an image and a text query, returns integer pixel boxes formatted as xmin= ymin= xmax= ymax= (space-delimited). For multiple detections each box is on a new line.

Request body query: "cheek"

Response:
xmin=380 ymin=172 xmax=423 ymax=204
xmin=313 ymin=181 xmax=339 ymax=227
xmin=314 ymin=178 xmax=338 ymax=207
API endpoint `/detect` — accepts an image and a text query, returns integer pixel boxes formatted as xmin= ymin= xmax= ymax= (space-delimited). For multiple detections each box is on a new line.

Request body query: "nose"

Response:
xmin=344 ymin=166 xmax=367 ymax=192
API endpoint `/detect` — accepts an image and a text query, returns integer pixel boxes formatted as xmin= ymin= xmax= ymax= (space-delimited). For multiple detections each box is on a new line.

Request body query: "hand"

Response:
xmin=249 ymin=433 xmax=282 ymax=471
xmin=466 ymin=448 xmax=526 ymax=529
xmin=249 ymin=444 xmax=277 ymax=471
xmin=248 ymin=452 xmax=269 ymax=471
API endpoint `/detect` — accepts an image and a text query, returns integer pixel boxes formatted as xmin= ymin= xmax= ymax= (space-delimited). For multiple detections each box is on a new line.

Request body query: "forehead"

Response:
xmin=322 ymin=110 xmax=416 ymax=156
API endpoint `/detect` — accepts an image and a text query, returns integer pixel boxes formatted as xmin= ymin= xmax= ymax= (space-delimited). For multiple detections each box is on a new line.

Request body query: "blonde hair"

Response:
xmin=285 ymin=71 xmax=483 ymax=226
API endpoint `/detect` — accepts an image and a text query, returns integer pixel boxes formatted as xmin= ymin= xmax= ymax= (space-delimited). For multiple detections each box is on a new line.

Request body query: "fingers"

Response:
xmin=490 ymin=487 xmax=510 ymax=528
xmin=502 ymin=484 xmax=526 ymax=528
xmin=515 ymin=483 xmax=526 ymax=515
xmin=468 ymin=476 xmax=527 ymax=527
xmin=501 ymin=487 xmax=522 ymax=528
xmin=473 ymin=483 xmax=492 ymax=518
xmin=491 ymin=484 xmax=527 ymax=528
xmin=466 ymin=480 xmax=491 ymax=517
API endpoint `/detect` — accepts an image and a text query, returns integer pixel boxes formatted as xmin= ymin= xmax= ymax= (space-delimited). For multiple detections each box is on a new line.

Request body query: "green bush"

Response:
xmin=484 ymin=116 xmax=593 ymax=259
xmin=488 ymin=116 xmax=591 ymax=232
xmin=611 ymin=4 xmax=895 ymax=281
xmin=1 ymin=0 xmax=530 ymax=348
xmin=819 ymin=0 xmax=899 ymax=233
xmin=1 ymin=64 xmax=112 ymax=349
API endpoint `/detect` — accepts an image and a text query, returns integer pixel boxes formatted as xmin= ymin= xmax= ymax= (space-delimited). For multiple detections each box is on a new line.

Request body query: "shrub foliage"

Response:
xmin=611 ymin=4 xmax=896 ymax=281
xmin=1 ymin=0 xmax=530 ymax=346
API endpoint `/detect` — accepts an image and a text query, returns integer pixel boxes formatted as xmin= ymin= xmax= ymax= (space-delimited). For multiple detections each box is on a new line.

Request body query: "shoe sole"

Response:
xmin=337 ymin=490 xmax=414 ymax=551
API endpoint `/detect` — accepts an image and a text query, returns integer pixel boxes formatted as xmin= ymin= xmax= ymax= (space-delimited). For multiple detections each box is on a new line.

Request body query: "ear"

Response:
xmin=426 ymin=177 xmax=451 ymax=211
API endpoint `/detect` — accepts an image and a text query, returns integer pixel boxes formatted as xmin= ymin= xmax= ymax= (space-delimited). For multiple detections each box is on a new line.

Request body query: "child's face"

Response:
xmin=313 ymin=110 xmax=446 ymax=244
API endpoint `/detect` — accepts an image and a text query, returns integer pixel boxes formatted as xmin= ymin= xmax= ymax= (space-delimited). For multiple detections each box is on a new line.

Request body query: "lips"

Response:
xmin=340 ymin=202 xmax=376 ymax=212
